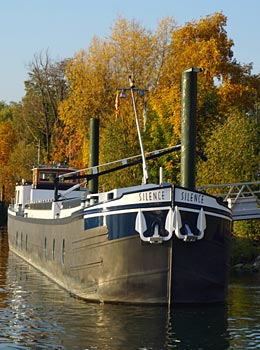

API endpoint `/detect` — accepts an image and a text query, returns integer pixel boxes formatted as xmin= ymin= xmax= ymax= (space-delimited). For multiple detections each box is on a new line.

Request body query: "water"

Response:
xmin=1 ymin=230 xmax=260 ymax=350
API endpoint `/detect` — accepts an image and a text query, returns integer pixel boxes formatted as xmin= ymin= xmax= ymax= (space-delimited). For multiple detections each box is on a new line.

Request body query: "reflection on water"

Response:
xmin=1 ymin=229 xmax=260 ymax=349
xmin=166 ymin=305 xmax=229 ymax=349
xmin=228 ymin=275 xmax=260 ymax=350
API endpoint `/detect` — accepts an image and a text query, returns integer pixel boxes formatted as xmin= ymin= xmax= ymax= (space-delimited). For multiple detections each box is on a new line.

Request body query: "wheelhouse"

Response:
xmin=32 ymin=166 xmax=80 ymax=190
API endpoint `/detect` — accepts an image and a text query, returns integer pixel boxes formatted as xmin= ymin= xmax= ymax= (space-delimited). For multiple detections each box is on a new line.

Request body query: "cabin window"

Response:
xmin=44 ymin=237 xmax=47 ymax=258
xmin=39 ymin=171 xmax=57 ymax=183
xmin=52 ymin=239 xmax=56 ymax=260
xmin=21 ymin=232 xmax=23 ymax=249
xmin=62 ymin=239 xmax=65 ymax=264
xmin=25 ymin=234 xmax=28 ymax=251
xmin=16 ymin=232 xmax=18 ymax=247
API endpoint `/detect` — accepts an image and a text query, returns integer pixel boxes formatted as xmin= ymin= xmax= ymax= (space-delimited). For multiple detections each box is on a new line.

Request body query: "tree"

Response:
xmin=0 ymin=120 xmax=17 ymax=201
xmin=196 ymin=108 xmax=260 ymax=239
xmin=0 ymin=101 xmax=15 ymax=122
xmin=150 ymin=13 xmax=234 ymax=141
xmin=23 ymin=51 xmax=69 ymax=162
xmin=57 ymin=16 xmax=177 ymax=184
xmin=197 ymin=109 xmax=260 ymax=187
xmin=4 ymin=13 xmax=260 ymax=199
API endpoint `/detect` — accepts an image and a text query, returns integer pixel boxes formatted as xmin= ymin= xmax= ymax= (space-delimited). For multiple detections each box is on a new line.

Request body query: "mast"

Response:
xmin=117 ymin=76 xmax=149 ymax=184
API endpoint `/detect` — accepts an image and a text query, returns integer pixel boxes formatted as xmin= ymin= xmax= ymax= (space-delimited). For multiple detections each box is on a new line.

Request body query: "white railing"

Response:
xmin=197 ymin=182 xmax=260 ymax=220
xmin=197 ymin=181 xmax=260 ymax=203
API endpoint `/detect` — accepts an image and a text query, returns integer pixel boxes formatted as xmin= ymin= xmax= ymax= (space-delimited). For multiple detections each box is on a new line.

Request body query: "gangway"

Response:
xmin=197 ymin=181 xmax=260 ymax=221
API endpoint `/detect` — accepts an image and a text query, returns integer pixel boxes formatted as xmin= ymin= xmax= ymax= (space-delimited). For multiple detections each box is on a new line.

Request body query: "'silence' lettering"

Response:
xmin=181 ymin=191 xmax=204 ymax=204
xmin=139 ymin=190 xmax=165 ymax=202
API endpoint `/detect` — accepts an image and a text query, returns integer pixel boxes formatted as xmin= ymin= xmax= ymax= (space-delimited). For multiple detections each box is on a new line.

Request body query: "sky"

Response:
xmin=1 ymin=0 xmax=260 ymax=103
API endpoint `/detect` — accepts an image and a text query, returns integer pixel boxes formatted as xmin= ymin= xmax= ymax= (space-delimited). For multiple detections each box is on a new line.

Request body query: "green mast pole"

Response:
xmin=181 ymin=68 xmax=202 ymax=190
xmin=89 ymin=118 xmax=99 ymax=193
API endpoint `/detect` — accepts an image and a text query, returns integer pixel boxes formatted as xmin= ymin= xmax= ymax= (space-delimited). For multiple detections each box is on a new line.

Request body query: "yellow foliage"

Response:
xmin=56 ymin=16 xmax=170 ymax=168
xmin=217 ymin=80 xmax=257 ymax=114
xmin=150 ymin=12 xmax=236 ymax=137
xmin=53 ymin=13 xmax=259 ymax=188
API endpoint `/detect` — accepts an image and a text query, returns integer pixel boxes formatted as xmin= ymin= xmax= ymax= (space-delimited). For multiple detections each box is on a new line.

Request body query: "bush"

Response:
xmin=231 ymin=235 xmax=260 ymax=266
xmin=233 ymin=219 xmax=260 ymax=240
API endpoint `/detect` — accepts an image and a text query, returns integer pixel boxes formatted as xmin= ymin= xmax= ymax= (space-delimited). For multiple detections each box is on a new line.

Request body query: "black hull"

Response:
xmin=171 ymin=237 xmax=229 ymax=303
xmin=8 ymin=206 xmax=230 ymax=305
xmin=8 ymin=214 xmax=170 ymax=304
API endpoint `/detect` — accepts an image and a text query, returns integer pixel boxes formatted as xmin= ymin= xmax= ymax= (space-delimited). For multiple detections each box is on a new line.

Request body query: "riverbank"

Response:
xmin=231 ymin=235 xmax=260 ymax=274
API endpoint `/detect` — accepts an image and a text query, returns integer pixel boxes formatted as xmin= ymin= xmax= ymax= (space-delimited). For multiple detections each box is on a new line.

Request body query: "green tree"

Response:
xmin=196 ymin=109 xmax=260 ymax=239
xmin=0 ymin=101 xmax=15 ymax=122
xmin=197 ymin=109 xmax=260 ymax=187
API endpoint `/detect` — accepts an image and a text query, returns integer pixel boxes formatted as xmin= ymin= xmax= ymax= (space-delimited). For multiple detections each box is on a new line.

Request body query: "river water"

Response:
xmin=0 ymin=230 xmax=260 ymax=350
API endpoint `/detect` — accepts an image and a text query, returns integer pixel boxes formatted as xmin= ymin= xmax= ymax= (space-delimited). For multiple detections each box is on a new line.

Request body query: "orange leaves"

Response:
xmin=0 ymin=120 xmax=16 ymax=166
xmin=0 ymin=120 xmax=17 ymax=201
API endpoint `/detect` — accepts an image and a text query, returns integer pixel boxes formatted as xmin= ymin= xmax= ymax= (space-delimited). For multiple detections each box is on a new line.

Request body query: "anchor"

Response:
xmin=173 ymin=206 xmax=206 ymax=242
xmin=135 ymin=209 xmax=173 ymax=244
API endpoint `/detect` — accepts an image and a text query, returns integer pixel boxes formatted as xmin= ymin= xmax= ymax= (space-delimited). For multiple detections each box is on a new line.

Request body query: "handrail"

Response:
xmin=197 ymin=181 xmax=260 ymax=203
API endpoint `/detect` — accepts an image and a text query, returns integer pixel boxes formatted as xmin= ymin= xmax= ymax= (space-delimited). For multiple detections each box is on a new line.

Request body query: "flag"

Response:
xmin=115 ymin=91 xmax=120 ymax=117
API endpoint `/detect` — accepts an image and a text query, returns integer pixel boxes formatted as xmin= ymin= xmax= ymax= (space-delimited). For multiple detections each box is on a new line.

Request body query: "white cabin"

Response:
xmin=13 ymin=166 xmax=88 ymax=211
